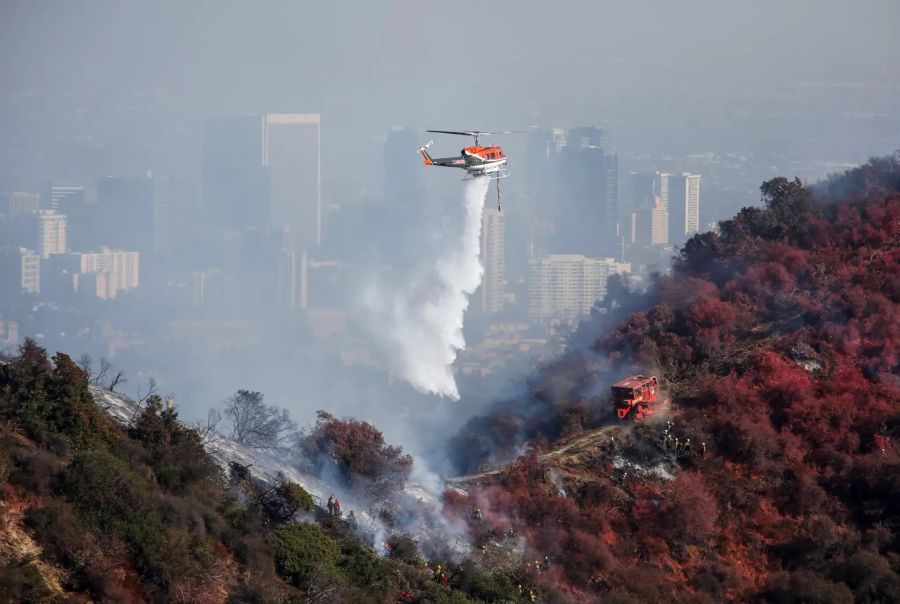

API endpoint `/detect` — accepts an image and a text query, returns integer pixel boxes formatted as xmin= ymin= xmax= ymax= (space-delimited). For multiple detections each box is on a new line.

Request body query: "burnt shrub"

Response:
xmin=759 ymin=571 xmax=854 ymax=604
xmin=386 ymin=534 xmax=421 ymax=565
xmin=0 ymin=560 xmax=56 ymax=603
xmin=828 ymin=551 xmax=900 ymax=603
xmin=9 ymin=448 xmax=62 ymax=496
xmin=299 ymin=411 xmax=413 ymax=498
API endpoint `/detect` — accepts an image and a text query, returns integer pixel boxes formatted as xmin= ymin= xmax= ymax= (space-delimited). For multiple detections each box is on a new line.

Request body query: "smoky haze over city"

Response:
xmin=1 ymin=0 xmax=898 ymax=464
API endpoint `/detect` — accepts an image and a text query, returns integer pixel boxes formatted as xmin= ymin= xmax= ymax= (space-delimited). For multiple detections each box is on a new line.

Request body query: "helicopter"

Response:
xmin=418 ymin=130 xmax=520 ymax=212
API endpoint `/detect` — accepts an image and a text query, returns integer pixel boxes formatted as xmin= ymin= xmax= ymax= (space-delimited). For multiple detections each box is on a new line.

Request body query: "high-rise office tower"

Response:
xmin=656 ymin=172 xmax=670 ymax=214
xmin=629 ymin=172 xmax=669 ymax=248
xmin=566 ymin=126 xmax=604 ymax=149
xmin=650 ymin=197 xmax=668 ymax=247
xmin=41 ymin=184 xmax=95 ymax=252
xmin=632 ymin=196 xmax=668 ymax=248
xmin=555 ymin=129 xmax=618 ymax=258
xmin=524 ymin=127 xmax=567 ymax=223
xmin=668 ymin=172 xmax=701 ymax=245
xmin=42 ymin=185 xmax=85 ymax=211
xmin=480 ymin=206 xmax=505 ymax=314
xmin=632 ymin=171 xmax=669 ymax=212
xmin=97 ymin=176 xmax=155 ymax=256
xmin=630 ymin=172 xmax=655 ymax=213
xmin=153 ymin=177 xmax=199 ymax=257
xmin=202 ymin=115 xmax=271 ymax=231
xmin=37 ymin=210 xmax=67 ymax=258
xmin=264 ymin=113 xmax=321 ymax=248
xmin=1 ymin=247 xmax=40 ymax=294
xmin=384 ymin=126 xmax=422 ymax=206
xmin=238 ymin=225 xmax=304 ymax=311
xmin=6 ymin=192 xmax=40 ymax=217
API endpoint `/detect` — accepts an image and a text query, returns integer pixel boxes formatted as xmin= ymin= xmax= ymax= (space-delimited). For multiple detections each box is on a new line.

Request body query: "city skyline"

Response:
xmin=0 ymin=0 xmax=895 ymax=440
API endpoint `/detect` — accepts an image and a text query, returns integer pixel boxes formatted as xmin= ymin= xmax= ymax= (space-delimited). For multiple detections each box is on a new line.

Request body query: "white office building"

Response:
xmin=481 ymin=206 xmax=505 ymax=314
xmin=527 ymin=254 xmax=631 ymax=321
xmin=37 ymin=210 xmax=67 ymax=258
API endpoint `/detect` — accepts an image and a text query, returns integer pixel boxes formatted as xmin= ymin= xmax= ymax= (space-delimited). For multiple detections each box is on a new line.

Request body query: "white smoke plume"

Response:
xmin=363 ymin=177 xmax=490 ymax=400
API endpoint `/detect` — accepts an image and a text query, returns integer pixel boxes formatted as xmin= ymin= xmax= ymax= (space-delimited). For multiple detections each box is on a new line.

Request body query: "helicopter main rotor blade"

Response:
xmin=426 ymin=130 xmax=480 ymax=137
xmin=426 ymin=130 xmax=524 ymax=136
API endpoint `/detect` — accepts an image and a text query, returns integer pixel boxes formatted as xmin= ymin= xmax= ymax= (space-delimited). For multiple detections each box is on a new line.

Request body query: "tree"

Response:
xmin=192 ymin=408 xmax=222 ymax=445
xmin=223 ymin=390 xmax=296 ymax=450
xmin=82 ymin=356 xmax=126 ymax=391
xmin=77 ymin=353 xmax=93 ymax=380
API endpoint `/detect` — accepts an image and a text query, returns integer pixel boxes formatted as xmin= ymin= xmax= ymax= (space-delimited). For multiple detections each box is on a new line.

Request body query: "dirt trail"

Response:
xmin=448 ymin=424 xmax=625 ymax=485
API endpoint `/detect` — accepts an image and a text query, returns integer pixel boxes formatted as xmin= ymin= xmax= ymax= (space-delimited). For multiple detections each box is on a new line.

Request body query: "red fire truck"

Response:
xmin=611 ymin=374 xmax=668 ymax=421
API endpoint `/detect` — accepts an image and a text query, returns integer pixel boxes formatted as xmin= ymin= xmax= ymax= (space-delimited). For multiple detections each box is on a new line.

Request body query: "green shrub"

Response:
xmin=419 ymin=582 xmax=477 ymax=604
xmin=466 ymin=571 xmax=519 ymax=602
xmin=339 ymin=537 xmax=387 ymax=587
xmin=272 ymin=522 xmax=340 ymax=589
xmin=131 ymin=395 xmax=217 ymax=492
xmin=280 ymin=480 xmax=315 ymax=514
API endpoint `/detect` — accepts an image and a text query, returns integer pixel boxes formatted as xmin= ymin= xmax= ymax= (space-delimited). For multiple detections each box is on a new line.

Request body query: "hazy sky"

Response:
xmin=2 ymin=0 xmax=899 ymax=198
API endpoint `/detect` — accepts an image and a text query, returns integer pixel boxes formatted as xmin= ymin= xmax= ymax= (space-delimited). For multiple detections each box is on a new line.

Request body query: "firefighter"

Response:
xmin=348 ymin=510 xmax=359 ymax=530
xmin=673 ymin=437 xmax=681 ymax=454
xmin=333 ymin=497 xmax=342 ymax=518
xmin=326 ymin=495 xmax=335 ymax=516
xmin=700 ymin=441 xmax=707 ymax=458
xmin=529 ymin=587 xmax=537 ymax=602
xmin=472 ymin=507 xmax=483 ymax=522
xmin=684 ymin=438 xmax=692 ymax=456
xmin=542 ymin=556 xmax=551 ymax=571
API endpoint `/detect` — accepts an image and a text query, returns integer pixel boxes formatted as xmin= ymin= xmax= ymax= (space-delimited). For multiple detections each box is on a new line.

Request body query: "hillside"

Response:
xmin=0 ymin=346 xmax=494 ymax=603
xmin=447 ymin=156 xmax=900 ymax=602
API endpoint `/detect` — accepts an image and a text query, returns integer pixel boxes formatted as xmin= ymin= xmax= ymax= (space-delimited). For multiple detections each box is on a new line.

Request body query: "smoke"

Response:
xmin=363 ymin=177 xmax=490 ymax=400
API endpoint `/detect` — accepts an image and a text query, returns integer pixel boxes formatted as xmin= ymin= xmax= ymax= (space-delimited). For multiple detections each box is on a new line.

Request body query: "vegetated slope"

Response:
xmin=447 ymin=156 xmax=900 ymax=603
xmin=0 ymin=343 xmax=517 ymax=603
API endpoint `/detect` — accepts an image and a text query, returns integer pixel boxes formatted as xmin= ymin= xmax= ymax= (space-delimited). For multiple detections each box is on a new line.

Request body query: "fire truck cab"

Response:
xmin=611 ymin=374 xmax=666 ymax=421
